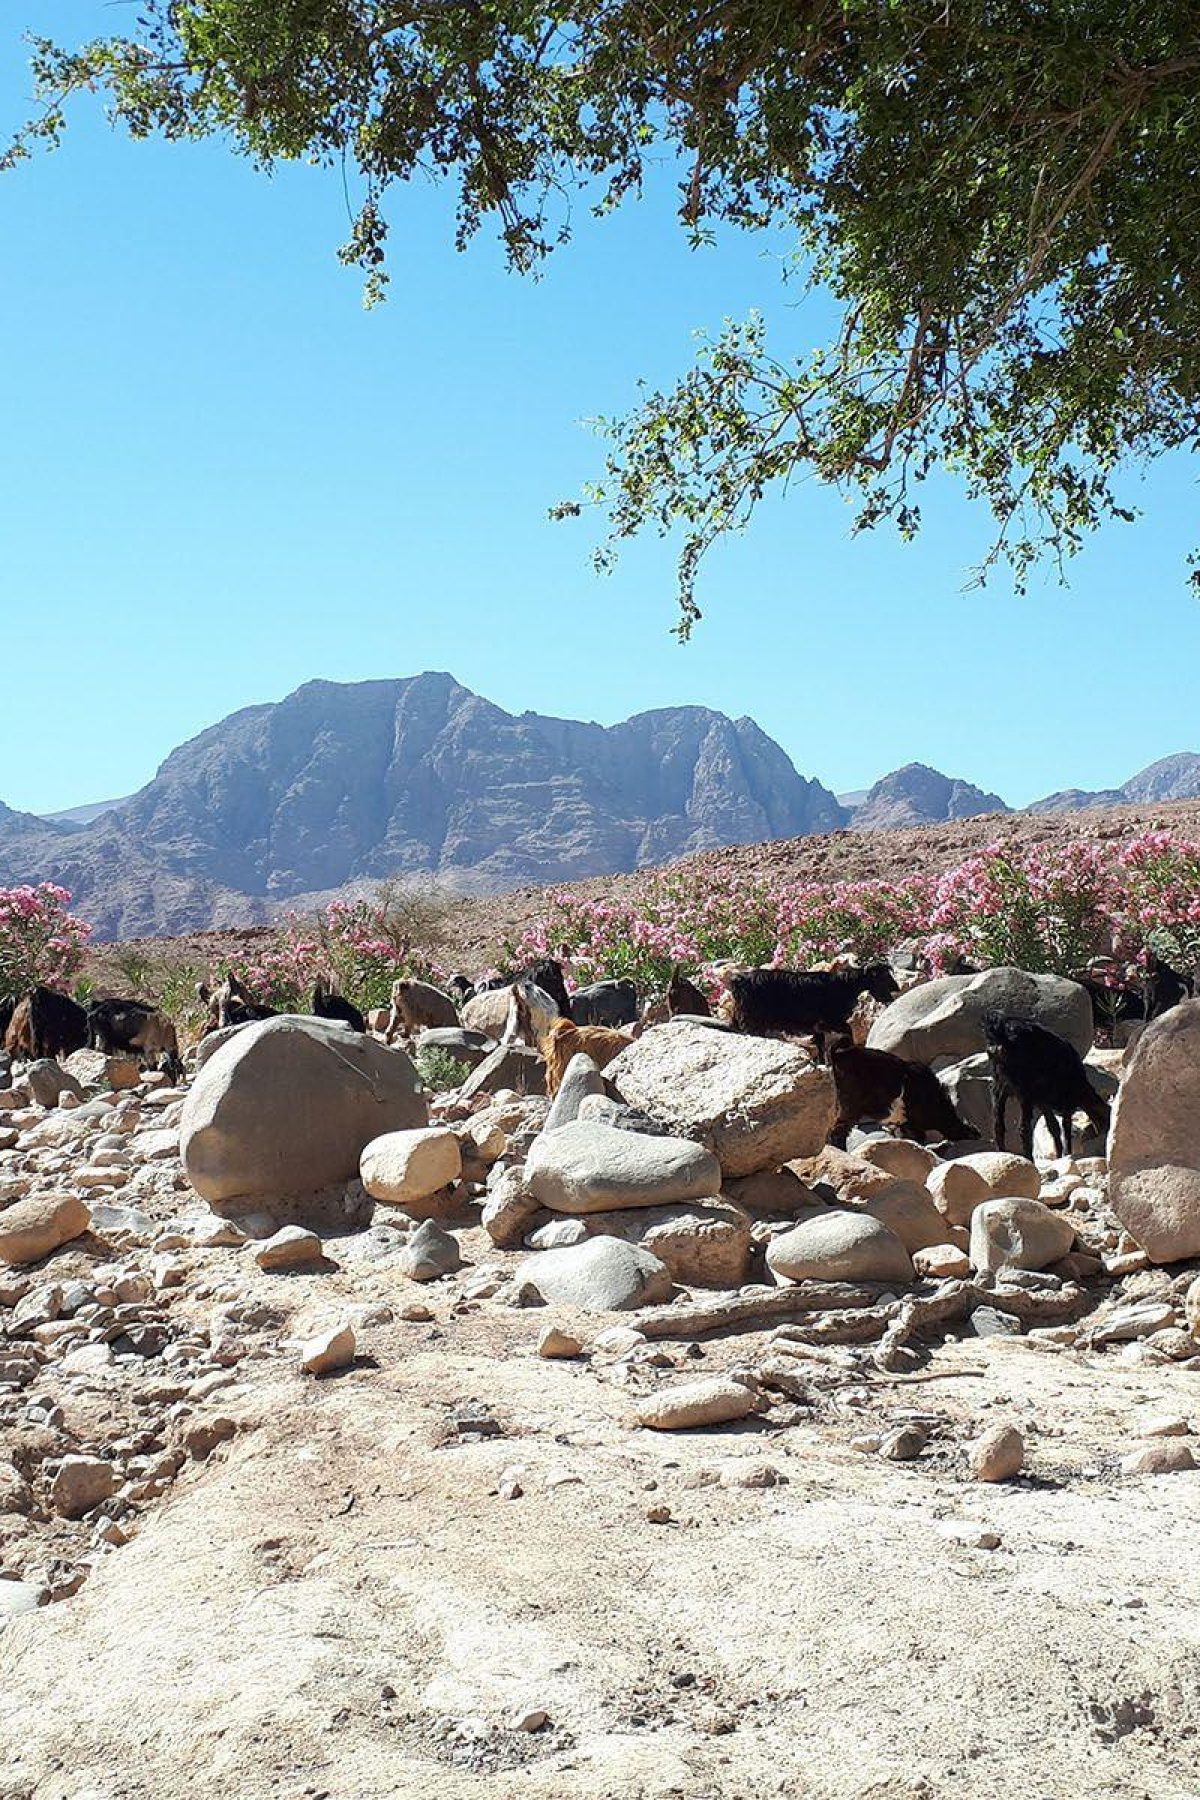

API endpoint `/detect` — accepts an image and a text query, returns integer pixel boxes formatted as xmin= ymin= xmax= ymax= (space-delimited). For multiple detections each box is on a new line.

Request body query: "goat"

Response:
xmin=507 ymin=978 xmax=568 ymax=1049
xmin=311 ymin=978 xmax=366 ymax=1033
xmin=0 ymin=995 xmax=15 ymax=1048
xmin=727 ymin=964 xmax=899 ymax=1061
xmin=1142 ymin=952 xmax=1193 ymax=1021
xmin=385 ymin=977 xmax=458 ymax=1040
xmin=446 ymin=973 xmax=476 ymax=1005
xmin=4 ymin=986 xmax=90 ymax=1061
xmin=198 ymin=974 xmax=278 ymax=1036
xmin=572 ymin=977 xmax=639 ymax=1026
xmin=828 ymin=1044 xmax=976 ymax=1150
xmin=87 ymin=996 xmax=184 ymax=1081
xmin=983 ymin=1010 xmax=1111 ymax=1159
xmin=539 ymin=1016 xmax=634 ymax=1097
xmin=666 ymin=966 xmax=711 ymax=1018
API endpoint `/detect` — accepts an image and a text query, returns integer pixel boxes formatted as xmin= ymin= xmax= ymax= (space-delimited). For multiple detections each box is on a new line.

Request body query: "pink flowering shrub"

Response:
xmin=0 ymin=884 xmax=92 ymax=995
xmin=230 ymin=886 xmax=454 ymax=1011
xmin=512 ymin=832 xmax=1200 ymax=990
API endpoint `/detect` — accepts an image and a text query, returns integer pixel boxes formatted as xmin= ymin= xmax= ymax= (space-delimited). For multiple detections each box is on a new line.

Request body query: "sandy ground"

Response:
xmin=3 ymin=1217 xmax=1199 ymax=1800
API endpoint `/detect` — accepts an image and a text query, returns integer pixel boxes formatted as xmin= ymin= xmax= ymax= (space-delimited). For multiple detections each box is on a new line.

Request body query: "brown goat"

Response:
xmin=539 ymin=1017 xmax=634 ymax=1096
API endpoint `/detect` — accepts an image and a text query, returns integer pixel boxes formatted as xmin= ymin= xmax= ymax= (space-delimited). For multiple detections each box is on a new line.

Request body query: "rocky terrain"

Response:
xmin=6 ymin=670 xmax=1197 ymax=941
xmin=0 ymin=973 xmax=1198 ymax=1798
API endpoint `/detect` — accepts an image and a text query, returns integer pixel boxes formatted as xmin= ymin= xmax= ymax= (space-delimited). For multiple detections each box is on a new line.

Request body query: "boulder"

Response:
xmin=868 ymin=968 xmax=1093 ymax=1064
xmin=636 ymin=1377 xmax=759 ymax=1431
xmin=360 ymin=1128 xmax=462 ymax=1212
xmin=589 ymin=1199 xmax=752 ymax=1288
xmin=180 ymin=1016 xmax=426 ymax=1213
xmin=856 ymin=1138 xmax=940 ymax=1184
xmin=606 ymin=1021 xmax=835 ymax=1177
xmin=515 ymin=1236 xmax=673 ymax=1312
xmin=24 ymin=1060 xmax=84 ymax=1109
xmin=524 ymin=1120 xmax=721 ymax=1215
xmin=968 ymin=1197 xmax=1075 ymax=1274
xmin=254 ymin=1226 xmax=327 ymax=1272
xmin=913 ymin=1243 xmax=971 ymax=1280
xmin=49 ymin=1455 xmax=117 ymax=1519
xmin=460 ymin=1044 xmax=546 ymax=1100
xmin=1108 ymin=1002 xmax=1200 ymax=1262
xmin=926 ymin=1159 xmax=992 ymax=1227
xmin=63 ymin=1049 xmax=141 ymax=1091
xmin=951 ymin=1150 xmax=1041 ymax=1201
xmin=0 ymin=1193 xmax=90 ymax=1266
xmin=414 ymin=1027 xmax=496 ymax=1070
xmin=480 ymin=1169 xmax=542 ymax=1248
xmin=766 ymin=1211 xmax=913 ymax=1285
xmin=789 ymin=1145 xmax=896 ymax=1203
xmin=543 ymin=1054 xmax=606 ymax=1131
xmin=724 ymin=1167 xmax=820 ymax=1214
xmin=936 ymin=1054 xmax=995 ymax=1138
xmin=859 ymin=1180 xmax=952 ymax=1253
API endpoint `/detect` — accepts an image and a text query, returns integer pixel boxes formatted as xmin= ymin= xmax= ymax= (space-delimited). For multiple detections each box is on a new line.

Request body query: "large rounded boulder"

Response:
xmin=867 ymin=967 xmax=1093 ymax=1065
xmin=1109 ymin=1000 xmax=1200 ymax=1262
xmin=181 ymin=1016 xmax=426 ymax=1211
xmin=606 ymin=1019 xmax=835 ymax=1178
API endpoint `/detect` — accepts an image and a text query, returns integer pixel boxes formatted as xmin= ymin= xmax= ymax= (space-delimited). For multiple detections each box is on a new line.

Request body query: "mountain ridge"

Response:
xmin=3 ymin=673 xmax=1196 ymax=939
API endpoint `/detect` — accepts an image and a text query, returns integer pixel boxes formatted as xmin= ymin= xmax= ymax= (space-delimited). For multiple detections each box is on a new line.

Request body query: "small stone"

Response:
xmin=508 ymin=1706 xmax=548 ymax=1733
xmin=938 ymin=1521 xmax=1002 ymax=1550
xmin=967 ymin=1423 xmax=1024 ymax=1482
xmin=0 ymin=1193 xmax=90 ymax=1266
xmin=300 ymin=1323 xmax=356 ymax=1376
xmin=254 ymin=1226 xmax=326 ymax=1272
xmin=396 ymin=1220 xmax=462 ymax=1282
xmin=526 ymin=1218 xmax=589 ymax=1250
xmin=497 ymin=1466 xmax=525 ymax=1500
xmin=879 ymin=1426 xmax=926 ymax=1461
xmin=646 ymin=1504 xmax=672 ymax=1524
xmin=716 ymin=1460 xmax=782 ymax=1489
xmin=637 ymin=1376 xmax=758 ymax=1431
xmin=1120 ymin=1442 xmax=1197 ymax=1476
xmin=536 ymin=1325 xmax=583 ymax=1360
xmin=49 ymin=1455 xmax=118 ymax=1519
xmin=970 ymin=1307 xmax=1023 ymax=1339
xmin=398 ymin=1301 xmax=435 ymax=1323
xmin=0 ymin=1580 xmax=43 ymax=1624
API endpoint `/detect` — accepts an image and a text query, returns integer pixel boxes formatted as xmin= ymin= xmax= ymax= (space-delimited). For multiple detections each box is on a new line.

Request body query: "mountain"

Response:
xmin=0 ymin=674 xmax=847 ymax=938
xmin=849 ymin=763 xmax=1008 ymax=832
xmin=1029 ymin=752 xmax=1200 ymax=814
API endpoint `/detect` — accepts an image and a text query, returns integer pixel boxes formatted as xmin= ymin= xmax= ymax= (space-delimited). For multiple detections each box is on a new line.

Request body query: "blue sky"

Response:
xmin=2 ymin=6 xmax=1197 ymax=816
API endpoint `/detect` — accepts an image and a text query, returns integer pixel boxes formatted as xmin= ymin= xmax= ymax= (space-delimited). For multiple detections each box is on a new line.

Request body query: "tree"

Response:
xmin=10 ymin=2 xmax=1200 ymax=632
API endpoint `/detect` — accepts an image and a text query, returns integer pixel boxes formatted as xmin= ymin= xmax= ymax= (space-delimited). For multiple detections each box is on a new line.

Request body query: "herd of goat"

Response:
xmin=1 ymin=947 xmax=1193 ymax=1166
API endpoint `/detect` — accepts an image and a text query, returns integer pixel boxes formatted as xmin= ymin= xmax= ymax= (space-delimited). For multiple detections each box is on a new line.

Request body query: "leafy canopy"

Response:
xmin=10 ymin=2 xmax=1200 ymax=631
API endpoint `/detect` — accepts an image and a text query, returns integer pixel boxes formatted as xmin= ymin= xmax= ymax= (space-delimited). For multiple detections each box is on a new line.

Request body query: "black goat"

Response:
xmin=572 ymin=977 xmax=639 ymax=1026
xmin=728 ymin=964 xmax=899 ymax=1061
xmin=0 ymin=995 xmax=15 ymax=1048
xmin=4 ymin=986 xmax=89 ymax=1061
xmin=1142 ymin=953 xmax=1193 ymax=1020
xmin=446 ymin=974 xmax=476 ymax=1005
xmin=311 ymin=978 xmax=366 ymax=1033
xmin=667 ymin=965 xmax=711 ymax=1018
xmin=828 ymin=1043 xmax=977 ymax=1150
xmin=87 ymin=996 xmax=184 ymax=1080
xmin=983 ymin=1010 xmax=1111 ymax=1159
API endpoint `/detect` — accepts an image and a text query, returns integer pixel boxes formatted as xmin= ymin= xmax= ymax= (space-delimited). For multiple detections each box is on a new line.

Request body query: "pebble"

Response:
xmin=508 ymin=1707 xmax=548 ymax=1733
xmin=497 ymin=1466 xmax=524 ymax=1500
xmin=938 ymin=1521 xmax=1003 ymax=1550
xmin=536 ymin=1324 xmax=583 ymax=1360
xmin=967 ymin=1423 xmax=1025 ymax=1483
xmin=49 ymin=1456 xmax=118 ymax=1520
xmin=646 ymin=1504 xmax=672 ymax=1524
xmin=636 ymin=1376 xmax=759 ymax=1432
xmin=398 ymin=1301 xmax=435 ymax=1323
xmin=1139 ymin=1414 xmax=1192 ymax=1439
xmin=879 ymin=1427 xmax=926 ymax=1462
